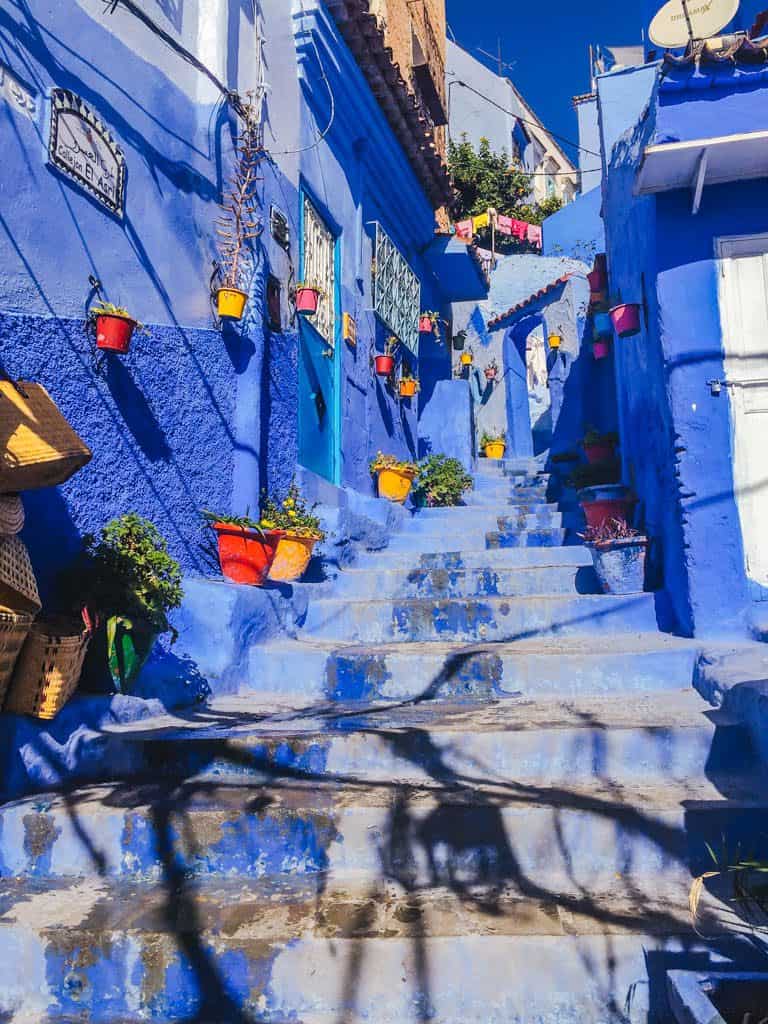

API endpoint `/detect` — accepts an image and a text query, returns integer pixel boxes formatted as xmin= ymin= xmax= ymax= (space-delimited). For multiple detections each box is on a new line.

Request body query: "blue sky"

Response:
xmin=446 ymin=0 xmax=765 ymax=163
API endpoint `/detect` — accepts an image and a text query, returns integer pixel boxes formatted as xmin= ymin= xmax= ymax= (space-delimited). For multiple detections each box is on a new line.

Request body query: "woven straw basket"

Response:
xmin=5 ymin=618 xmax=91 ymax=720
xmin=0 ymin=607 xmax=35 ymax=708
xmin=0 ymin=495 xmax=24 ymax=535
xmin=0 ymin=536 xmax=40 ymax=614
xmin=0 ymin=381 xmax=91 ymax=491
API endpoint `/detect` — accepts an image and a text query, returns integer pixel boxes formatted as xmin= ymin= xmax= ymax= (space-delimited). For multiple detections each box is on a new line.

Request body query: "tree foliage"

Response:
xmin=448 ymin=135 xmax=563 ymax=252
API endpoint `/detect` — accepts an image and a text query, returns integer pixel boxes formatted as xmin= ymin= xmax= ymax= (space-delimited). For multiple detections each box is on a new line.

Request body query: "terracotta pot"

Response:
xmin=377 ymin=468 xmax=415 ymax=503
xmin=484 ymin=442 xmax=506 ymax=460
xmin=610 ymin=303 xmax=641 ymax=338
xmin=217 ymin=287 xmax=248 ymax=320
xmin=419 ymin=316 xmax=435 ymax=334
xmin=583 ymin=441 xmax=616 ymax=464
xmin=296 ymin=287 xmax=320 ymax=315
xmin=96 ymin=314 xmax=136 ymax=354
xmin=213 ymin=523 xmax=282 ymax=586
xmin=399 ymin=379 xmax=418 ymax=398
xmin=593 ymin=338 xmax=611 ymax=360
xmin=375 ymin=354 xmax=395 ymax=376
xmin=269 ymin=534 xmax=317 ymax=582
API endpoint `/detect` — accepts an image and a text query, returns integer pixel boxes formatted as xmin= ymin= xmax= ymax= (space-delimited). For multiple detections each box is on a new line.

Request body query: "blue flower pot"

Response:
xmin=589 ymin=538 xmax=647 ymax=595
xmin=593 ymin=311 xmax=612 ymax=337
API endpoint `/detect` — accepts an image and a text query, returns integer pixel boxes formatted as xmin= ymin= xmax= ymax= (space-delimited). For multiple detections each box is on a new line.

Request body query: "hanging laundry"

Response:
xmin=511 ymin=220 xmax=528 ymax=240
xmin=472 ymin=212 xmax=490 ymax=232
xmin=527 ymin=224 xmax=543 ymax=248
xmin=496 ymin=214 xmax=514 ymax=236
xmin=455 ymin=219 xmax=473 ymax=243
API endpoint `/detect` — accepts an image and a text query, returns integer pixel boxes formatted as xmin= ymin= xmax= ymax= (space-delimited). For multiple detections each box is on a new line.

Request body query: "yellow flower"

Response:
xmin=260 ymin=519 xmax=275 ymax=529
xmin=288 ymin=509 xmax=297 ymax=518
xmin=283 ymin=498 xmax=295 ymax=509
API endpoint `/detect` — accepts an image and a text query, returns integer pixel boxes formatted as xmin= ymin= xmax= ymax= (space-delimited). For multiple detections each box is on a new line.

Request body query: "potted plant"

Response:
xmin=480 ymin=429 xmax=506 ymax=460
xmin=77 ymin=514 xmax=183 ymax=693
xmin=419 ymin=311 xmax=439 ymax=335
xmin=399 ymin=372 xmax=419 ymax=399
xmin=375 ymin=336 xmax=398 ymax=377
xmin=567 ymin=461 xmax=634 ymax=530
xmin=460 ymin=347 xmax=474 ymax=366
xmin=412 ymin=455 xmax=473 ymax=508
xmin=484 ymin=358 xmax=499 ymax=382
xmin=452 ymin=329 xmax=467 ymax=352
xmin=548 ymin=333 xmax=562 ymax=350
xmin=89 ymin=302 xmax=145 ymax=354
xmin=296 ymin=282 xmax=323 ymax=317
xmin=369 ymin=452 xmax=418 ymax=503
xmin=610 ymin=302 xmax=641 ymax=338
xmin=260 ymin=483 xmax=326 ymax=583
xmin=202 ymin=511 xmax=283 ymax=586
xmin=581 ymin=518 xmax=647 ymax=595
xmin=581 ymin=427 xmax=619 ymax=464
xmin=215 ymin=95 xmax=262 ymax=322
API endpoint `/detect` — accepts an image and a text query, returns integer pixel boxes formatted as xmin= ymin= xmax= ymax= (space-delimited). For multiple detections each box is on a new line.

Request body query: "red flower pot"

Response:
xmin=610 ymin=303 xmax=641 ymax=338
xmin=375 ymin=354 xmax=395 ymax=376
xmin=419 ymin=316 xmax=435 ymax=334
xmin=583 ymin=441 xmax=616 ymax=464
xmin=96 ymin=314 xmax=136 ymax=354
xmin=213 ymin=524 xmax=282 ymax=586
xmin=581 ymin=498 xmax=634 ymax=530
xmin=593 ymin=339 xmax=611 ymax=361
xmin=587 ymin=268 xmax=607 ymax=292
xmin=296 ymin=287 xmax=320 ymax=315
xmin=484 ymin=369 xmax=497 ymax=381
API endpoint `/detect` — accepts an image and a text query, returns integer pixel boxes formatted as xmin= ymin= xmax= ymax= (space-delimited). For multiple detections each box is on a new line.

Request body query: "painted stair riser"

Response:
xmin=414 ymin=502 xmax=559 ymax=518
xmin=359 ymin=547 xmax=592 ymax=571
xmin=0 ymin=798 xmax=751 ymax=887
xmin=248 ymin=644 xmax=698 ymax=701
xmin=301 ymin=594 xmax=659 ymax=643
xmin=485 ymin=529 xmax=566 ymax=549
xmin=331 ymin=564 xmax=598 ymax=600
xmin=384 ymin=530 xmax=567 ymax=555
xmin=408 ymin=512 xmax=563 ymax=536
xmin=0 ymin=929 xmax=713 ymax=1024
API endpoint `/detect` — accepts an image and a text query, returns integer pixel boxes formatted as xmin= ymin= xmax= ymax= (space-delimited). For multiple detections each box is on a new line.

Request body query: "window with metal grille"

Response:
xmin=373 ymin=223 xmax=421 ymax=354
xmin=303 ymin=196 xmax=335 ymax=346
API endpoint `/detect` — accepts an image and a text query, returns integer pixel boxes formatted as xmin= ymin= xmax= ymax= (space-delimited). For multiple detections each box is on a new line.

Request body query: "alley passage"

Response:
xmin=0 ymin=460 xmax=762 ymax=1022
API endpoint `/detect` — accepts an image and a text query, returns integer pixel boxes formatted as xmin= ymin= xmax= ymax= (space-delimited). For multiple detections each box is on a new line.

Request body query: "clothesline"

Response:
xmin=452 ymin=208 xmax=543 ymax=250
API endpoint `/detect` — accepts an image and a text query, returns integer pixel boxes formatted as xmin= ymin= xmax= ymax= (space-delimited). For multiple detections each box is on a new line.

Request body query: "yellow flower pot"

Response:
xmin=377 ymin=468 xmax=415 ymax=503
xmin=269 ymin=534 xmax=318 ymax=582
xmin=548 ymin=334 xmax=562 ymax=349
xmin=217 ymin=287 xmax=248 ymax=320
xmin=485 ymin=442 xmax=506 ymax=460
xmin=460 ymin=352 xmax=473 ymax=365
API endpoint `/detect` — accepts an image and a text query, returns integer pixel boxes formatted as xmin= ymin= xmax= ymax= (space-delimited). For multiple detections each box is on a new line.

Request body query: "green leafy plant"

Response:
xmin=79 ymin=514 xmax=183 ymax=636
xmin=480 ymin=428 xmax=506 ymax=447
xmin=89 ymin=302 xmax=146 ymax=332
xmin=566 ymin=460 xmax=621 ymax=491
xmin=369 ymin=451 xmax=418 ymax=476
xmin=201 ymin=509 xmax=265 ymax=532
xmin=259 ymin=482 xmax=325 ymax=540
xmin=413 ymin=455 xmax=473 ymax=508
xmin=384 ymin=335 xmax=399 ymax=356
xmin=420 ymin=310 xmax=440 ymax=325
xmin=583 ymin=426 xmax=619 ymax=446
xmin=690 ymin=842 xmax=768 ymax=936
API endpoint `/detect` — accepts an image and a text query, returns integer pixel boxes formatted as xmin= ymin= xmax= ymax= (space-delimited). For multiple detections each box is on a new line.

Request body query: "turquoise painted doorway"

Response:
xmin=298 ymin=193 xmax=341 ymax=484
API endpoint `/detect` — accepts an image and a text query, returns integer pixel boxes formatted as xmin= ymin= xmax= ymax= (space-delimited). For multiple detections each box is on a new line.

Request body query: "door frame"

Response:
xmin=298 ymin=186 xmax=342 ymax=485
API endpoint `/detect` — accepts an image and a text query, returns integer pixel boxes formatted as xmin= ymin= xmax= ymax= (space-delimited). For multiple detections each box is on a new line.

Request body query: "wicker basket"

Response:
xmin=0 ymin=381 xmax=92 ymax=491
xmin=0 ymin=607 xmax=35 ymax=708
xmin=5 ymin=618 xmax=91 ymax=720
xmin=0 ymin=495 xmax=24 ymax=535
xmin=0 ymin=536 xmax=40 ymax=614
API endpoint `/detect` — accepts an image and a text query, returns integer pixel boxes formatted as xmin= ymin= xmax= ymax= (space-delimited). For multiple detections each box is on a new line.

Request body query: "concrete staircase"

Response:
xmin=0 ymin=459 xmax=764 ymax=1023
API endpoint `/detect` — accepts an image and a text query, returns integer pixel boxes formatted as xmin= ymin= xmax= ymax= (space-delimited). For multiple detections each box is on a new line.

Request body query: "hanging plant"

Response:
xmin=375 ymin=336 xmax=398 ymax=377
xmin=214 ymin=94 xmax=264 ymax=322
xmin=89 ymin=302 xmax=146 ymax=355
xmin=419 ymin=310 xmax=440 ymax=334
xmin=399 ymin=372 xmax=419 ymax=398
xmin=460 ymin=346 xmax=474 ymax=366
xmin=296 ymin=281 xmax=323 ymax=317
xmin=484 ymin=358 xmax=499 ymax=382
xmin=452 ymin=329 xmax=467 ymax=351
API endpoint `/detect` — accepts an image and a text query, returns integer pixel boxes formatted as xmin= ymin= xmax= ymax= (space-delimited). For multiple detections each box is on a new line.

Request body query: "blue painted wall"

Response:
xmin=543 ymin=186 xmax=605 ymax=263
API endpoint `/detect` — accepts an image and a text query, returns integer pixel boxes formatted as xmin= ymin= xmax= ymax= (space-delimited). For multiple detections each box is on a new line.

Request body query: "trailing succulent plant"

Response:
xmin=480 ymin=428 xmax=506 ymax=447
xmin=579 ymin=518 xmax=644 ymax=547
xmin=88 ymin=301 xmax=146 ymax=333
xmin=369 ymin=451 xmax=418 ymax=477
xmin=412 ymin=455 xmax=473 ymax=508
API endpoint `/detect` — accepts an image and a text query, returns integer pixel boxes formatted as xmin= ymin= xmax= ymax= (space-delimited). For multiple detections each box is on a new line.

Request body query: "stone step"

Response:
xmin=245 ymin=633 xmax=700 ymax=701
xmin=384 ymin=528 xmax=567 ymax=555
xmin=3 ymin=772 xmax=766 ymax=890
xmin=485 ymin=527 xmax=566 ymax=549
xmin=408 ymin=510 xmax=563 ymax=535
xmin=300 ymin=593 xmax=658 ymax=643
xmin=359 ymin=546 xmax=592 ymax=572
xmin=331 ymin=562 xmax=598 ymax=600
xmin=0 ymin=875 xmax=745 ymax=1023
xmin=413 ymin=503 xmax=559 ymax=520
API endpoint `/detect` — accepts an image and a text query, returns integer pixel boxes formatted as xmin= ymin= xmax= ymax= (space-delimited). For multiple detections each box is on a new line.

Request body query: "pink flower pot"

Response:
xmin=296 ymin=287 xmax=320 ymax=315
xmin=587 ymin=268 xmax=607 ymax=292
xmin=593 ymin=338 xmax=610 ymax=360
xmin=610 ymin=303 xmax=641 ymax=338
xmin=419 ymin=316 xmax=434 ymax=334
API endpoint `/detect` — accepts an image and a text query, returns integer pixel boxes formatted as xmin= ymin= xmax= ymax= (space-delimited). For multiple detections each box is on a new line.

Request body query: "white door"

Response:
xmin=718 ymin=233 xmax=768 ymax=585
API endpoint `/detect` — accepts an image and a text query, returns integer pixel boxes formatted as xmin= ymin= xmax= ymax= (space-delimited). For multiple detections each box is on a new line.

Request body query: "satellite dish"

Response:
xmin=649 ymin=0 xmax=740 ymax=48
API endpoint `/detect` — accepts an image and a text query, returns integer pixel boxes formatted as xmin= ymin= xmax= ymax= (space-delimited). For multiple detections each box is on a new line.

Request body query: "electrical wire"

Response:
xmin=447 ymin=77 xmax=602 ymax=160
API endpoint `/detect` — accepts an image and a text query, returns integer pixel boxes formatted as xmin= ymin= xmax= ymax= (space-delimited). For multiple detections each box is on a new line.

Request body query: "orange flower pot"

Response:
xmin=399 ymin=379 xmax=418 ymax=398
xmin=269 ymin=535 xmax=317 ymax=582
xmin=217 ymin=287 xmax=248 ymax=320
xmin=377 ymin=468 xmax=415 ymax=503
xmin=484 ymin=442 xmax=506 ymax=460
